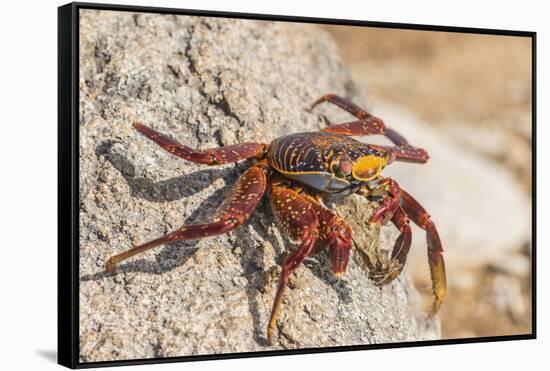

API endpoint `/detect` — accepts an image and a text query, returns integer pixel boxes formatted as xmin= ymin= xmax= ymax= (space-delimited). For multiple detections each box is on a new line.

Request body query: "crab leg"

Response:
xmin=400 ymin=189 xmax=446 ymax=316
xmin=311 ymin=94 xmax=374 ymax=120
xmin=378 ymin=144 xmax=430 ymax=164
xmin=267 ymin=235 xmax=317 ymax=345
xmin=105 ymin=165 xmax=267 ymax=273
xmin=267 ymin=179 xmax=353 ymax=344
xmin=372 ymin=119 xmax=429 ymax=163
xmin=366 ymin=177 xmax=402 ymax=225
xmin=310 ymin=94 xmax=386 ymax=135
xmin=310 ymin=95 xmax=424 ymax=155
xmin=321 ymin=118 xmax=386 ymax=136
xmin=267 ymin=181 xmax=319 ymax=344
xmin=133 ymin=122 xmax=266 ymax=164
xmin=384 ymin=128 xmax=409 ymax=146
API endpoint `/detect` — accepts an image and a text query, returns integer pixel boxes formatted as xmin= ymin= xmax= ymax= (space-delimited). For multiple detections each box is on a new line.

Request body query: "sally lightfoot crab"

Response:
xmin=105 ymin=94 xmax=447 ymax=345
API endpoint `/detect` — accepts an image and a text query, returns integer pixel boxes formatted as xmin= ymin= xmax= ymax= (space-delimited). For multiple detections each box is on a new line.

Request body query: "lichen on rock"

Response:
xmin=79 ymin=10 xmax=439 ymax=362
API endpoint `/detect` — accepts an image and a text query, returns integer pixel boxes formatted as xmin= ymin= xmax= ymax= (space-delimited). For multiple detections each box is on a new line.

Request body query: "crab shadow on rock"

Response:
xmin=81 ymin=139 xmax=358 ymax=346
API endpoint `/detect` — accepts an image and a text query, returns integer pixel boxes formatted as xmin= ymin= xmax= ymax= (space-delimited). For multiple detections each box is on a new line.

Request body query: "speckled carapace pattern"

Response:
xmin=268 ymin=132 xmax=384 ymax=175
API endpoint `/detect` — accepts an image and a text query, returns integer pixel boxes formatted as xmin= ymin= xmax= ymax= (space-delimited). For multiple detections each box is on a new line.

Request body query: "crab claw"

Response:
xmin=374 ymin=209 xmax=412 ymax=286
xmin=369 ymin=197 xmax=397 ymax=225
xmin=368 ymin=178 xmax=401 ymax=226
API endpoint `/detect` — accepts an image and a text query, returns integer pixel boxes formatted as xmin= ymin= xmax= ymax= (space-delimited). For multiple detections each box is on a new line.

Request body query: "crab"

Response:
xmin=105 ymin=94 xmax=446 ymax=345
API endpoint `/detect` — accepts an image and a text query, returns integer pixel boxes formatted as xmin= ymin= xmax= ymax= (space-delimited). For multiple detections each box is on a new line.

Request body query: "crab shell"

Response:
xmin=268 ymin=132 xmax=390 ymax=193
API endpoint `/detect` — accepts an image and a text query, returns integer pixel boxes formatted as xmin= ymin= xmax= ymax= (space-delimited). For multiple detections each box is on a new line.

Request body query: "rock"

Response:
xmin=354 ymin=101 xmax=531 ymax=286
xmin=78 ymin=10 xmax=439 ymax=362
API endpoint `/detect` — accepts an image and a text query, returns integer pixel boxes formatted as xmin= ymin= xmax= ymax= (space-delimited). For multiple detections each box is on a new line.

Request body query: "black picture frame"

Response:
xmin=58 ymin=2 xmax=537 ymax=369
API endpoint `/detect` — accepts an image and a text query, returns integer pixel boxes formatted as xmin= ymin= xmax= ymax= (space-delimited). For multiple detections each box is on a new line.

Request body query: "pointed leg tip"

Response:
xmin=309 ymin=96 xmax=328 ymax=111
xmin=105 ymin=258 xmax=118 ymax=274
xmin=427 ymin=301 xmax=443 ymax=320
xmin=426 ymin=300 xmax=444 ymax=321
xmin=266 ymin=329 xmax=274 ymax=346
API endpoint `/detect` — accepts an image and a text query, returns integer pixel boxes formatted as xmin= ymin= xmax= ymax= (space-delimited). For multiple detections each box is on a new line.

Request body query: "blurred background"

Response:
xmin=323 ymin=25 xmax=533 ymax=339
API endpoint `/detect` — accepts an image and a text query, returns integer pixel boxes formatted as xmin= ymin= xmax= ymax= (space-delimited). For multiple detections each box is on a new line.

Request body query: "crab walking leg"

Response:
xmin=133 ymin=122 xmax=267 ymax=165
xmin=310 ymin=94 xmax=417 ymax=146
xmin=379 ymin=144 xmax=430 ymax=164
xmin=400 ymin=189 xmax=447 ymax=316
xmin=311 ymin=94 xmax=429 ymax=163
xmin=384 ymin=128 xmax=430 ymax=164
xmin=267 ymin=235 xmax=317 ymax=345
xmin=105 ymin=221 xmax=235 ymax=273
xmin=105 ymin=165 xmax=267 ymax=273
xmin=311 ymin=201 xmax=353 ymax=278
xmin=384 ymin=128 xmax=409 ymax=146
xmin=311 ymin=94 xmax=386 ymax=137
xmin=266 ymin=181 xmax=321 ymax=344
xmin=266 ymin=180 xmax=353 ymax=344
xmin=320 ymin=119 xmax=386 ymax=136
xmin=311 ymin=94 xmax=373 ymax=119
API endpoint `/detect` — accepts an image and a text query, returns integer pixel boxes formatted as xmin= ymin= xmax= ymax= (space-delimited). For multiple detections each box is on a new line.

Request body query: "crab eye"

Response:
xmin=339 ymin=159 xmax=353 ymax=176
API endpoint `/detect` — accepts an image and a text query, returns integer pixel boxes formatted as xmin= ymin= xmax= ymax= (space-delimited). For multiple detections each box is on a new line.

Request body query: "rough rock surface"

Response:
xmin=78 ymin=10 xmax=439 ymax=362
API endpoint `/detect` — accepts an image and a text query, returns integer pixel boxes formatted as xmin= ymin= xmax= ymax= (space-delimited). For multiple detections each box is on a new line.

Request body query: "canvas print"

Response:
xmin=77 ymin=8 xmax=533 ymax=363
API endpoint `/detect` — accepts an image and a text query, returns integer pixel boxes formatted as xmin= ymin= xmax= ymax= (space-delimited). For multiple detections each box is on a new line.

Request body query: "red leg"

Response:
xmin=310 ymin=95 xmax=421 ymax=153
xmin=379 ymin=144 xmax=430 ymax=164
xmin=385 ymin=128 xmax=409 ymax=146
xmin=311 ymin=94 xmax=386 ymax=136
xmin=266 ymin=179 xmax=353 ymax=344
xmin=305 ymin=195 xmax=353 ymax=277
xmin=321 ymin=118 xmax=386 ymax=136
xmin=133 ymin=122 xmax=267 ymax=165
xmin=267 ymin=235 xmax=317 ymax=345
xmin=317 ymin=207 xmax=353 ymax=278
xmin=400 ymin=189 xmax=446 ymax=316
xmin=267 ymin=180 xmax=320 ymax=344
xmin=311 ymin=94 xmax=372 ymax=119
xmin=105 ymin=165 xmax=267 ymax=272
xmin=310 ymin=94 xmax=430 ymax=164
xmin=365 ymin=177 xmax=402 ymax=225
xmin=370 ymin=126 xmax=429 ymax=164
